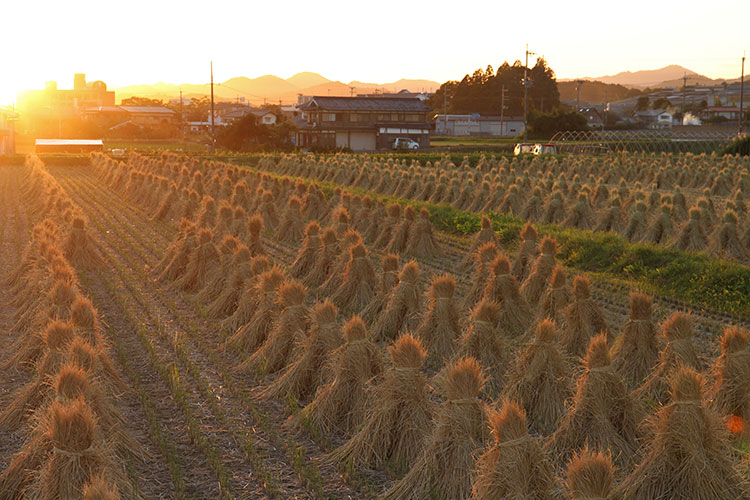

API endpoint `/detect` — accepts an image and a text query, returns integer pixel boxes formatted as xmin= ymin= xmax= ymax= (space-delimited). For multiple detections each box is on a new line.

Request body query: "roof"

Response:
xmin=300 ymin=96 xmax=430 ymax=112
xmin=84 ymin=106 xmax=125 ymax=113
xmin=35 ymin=139 xmax=103 ymax=146
xmin=705 ymin=106 xmax=740 ymax=112
xmin=118 ymin=106 xmax=175 ymax=115
xmin=635 ymin=109 xmax=671 ymax=117
xmin=250 ymin=109 xmax=275 ymax=117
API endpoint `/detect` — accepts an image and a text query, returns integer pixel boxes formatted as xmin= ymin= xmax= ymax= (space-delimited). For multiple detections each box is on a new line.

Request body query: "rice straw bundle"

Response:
xmin=330 ymin=242 xmax=378 ymax=315
xmin=329 ymin=333 xmax=433 ymax=473
xmin=642 ymin=203 xmax=674 ymax=245
xmin=361 ymin=253 xmax=400 ymax=323
xmin=616 ymin=367 xmax=749 ymax=500
xmin=258 ymin=300 xmax=341 ymax=401
xmin=28 ymin=398 xmax=114 ymax=500
xmin=246 ymin=214 xmax=265 ymax=256
xmin=624 ymin=201 xmax=648 ymax=241
xmin=459 ymin=216 xmax=499 ymax=272
xmin=503 ymin=320 xmax=572 ymax=435
xmin=290 ymin=221 xmax=321 ymax=279
xmin=710 ymin=326 xmax=750 ymax=441
xmin=560 ymin=276 xmax=609 ymax=359
xmin=374 ymin=203 xmax=402 ymax=249
xmin=462 ymin=242 xmax=500 ymax=311
xmin=470 ymin=399 xmax=558 ymax=500
xmin=299 ymin=316 xmax=382 ymax=436
xmin=277 ymin=196 xmax=305 ymax=243
xmin=710 ymin=210 xmax=748 ymax=262
xmin=153 ymin=218 xmax=194 ymax=276
xmin=453 ymin=299 xmax=510 ymax=397
xmin=371 ymin=261 xmax=423 ymax=341
xmin=259 ymin=190 xmax=279 ymax=230
xmin=546 ymin=334 xmax=642 ymax=468
xmin=0 ymin=320 xmax=77 ymax=428
xmin=566 ymin=448 xmax=614 ymax=500
xmin=195 ymin=234 xmax=239 ymax=303
xmin=671 ymin=207 xmax=709 ymax=251
xmin=237 ymin=279 xmax=309 ymax=376
xmin=538 ymin=266 xmax=571 ymax=324
xmin=303 ymin=227 xmax=337 ymax=288
xmin=415 ymin=274 xmax=461 ymax=367
xmin=380 ymin=357 xmax=487 ymax=500
xmin=636 ymin=312 xmax=700 ymax=406
xmin=595 ymin=196 xmax=624 ymax=233
xmin=520 ymin=237 xmax=557 ymax=307
xmin=196 ymin=195 xmax=217 ymax=227
xmin=406 ymin=208 xmax=443 ymax=258
xmin=319 ymin=229 xmax=363 ymax=297
xmin=386 ymin=205 xmax=417 ymax=255
xmin=563 ymin=193 xmax=596 ymax=230
xmin=611 ymin=292 xmax=662 ymax=390
xmin=63 ymin=217 xmax=102 ymax=269
xmin=157 ymin=225 xmax=198 ymax=282
xmin=482 ymin=254 xmax=533 ymax=338
xmin=175 ymin=228 xmax=221 ymax=292
xmin=223 ymin=266 xmax=284 ymax=348
xmin=82 ymin=474 xmax=121 ymax=500
xmin=205 ymin=245 xmax=253 ymax=318
xmin=212 ymin=201 xmax=234 ymax=241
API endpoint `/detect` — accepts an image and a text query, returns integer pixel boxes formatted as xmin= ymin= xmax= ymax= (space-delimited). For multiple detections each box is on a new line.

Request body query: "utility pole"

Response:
xmin=500 ymin=84 xmax=506 ymax=136
xmin=443 ymin=87 xmax=449 ymax=135
xmin=574 ymin=79 xmax=583 ymax=113
xmin=179 ymin=89 xmax=184 ymax=140
xmin=523 ymin=44 xmax=536 ymax=142
xmin=682 ymin=72 xmax=688 ymax=122
xmin=210 ymin=61 xmax=215 ymax=152
xmin=739 ymin=51 xmax=746 ymax=136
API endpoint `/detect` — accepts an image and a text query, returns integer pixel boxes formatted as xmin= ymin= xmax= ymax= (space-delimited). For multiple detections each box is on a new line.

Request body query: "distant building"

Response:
xmin=250 ymin=109 xmax=277 ymax=125
xmin=297 ymin=96 xmax=431 ymax=151
xmin=0 ymin=107 xmax=17 ymax=154
xmin=699 ymin=106 xmax=741 ymax=121
xmin=434 ymin=114 xmax=524 ymax=136
xmin=82 ymin=105 xmax=176 ymax=131
xmin=17 ymin=74 xmax=116 ymax=137
xmin=578 ymin=107 xmax=604 ymax=128
xmin=635 ymin=109 xmax=673 ymax=129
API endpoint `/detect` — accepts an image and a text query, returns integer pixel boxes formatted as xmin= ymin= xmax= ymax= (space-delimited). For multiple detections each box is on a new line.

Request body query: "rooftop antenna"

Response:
xmin=739 ymin=51 xmax=746 ymax=136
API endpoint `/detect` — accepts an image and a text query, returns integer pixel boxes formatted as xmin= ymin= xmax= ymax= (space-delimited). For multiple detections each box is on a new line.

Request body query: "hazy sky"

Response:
xmin=2 ymin=0 xmax=747 ymax=105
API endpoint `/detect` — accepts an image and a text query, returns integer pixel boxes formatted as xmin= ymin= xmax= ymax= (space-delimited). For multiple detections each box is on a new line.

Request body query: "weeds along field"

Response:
xmin=0 ymin=152 xmax=748 ymax=499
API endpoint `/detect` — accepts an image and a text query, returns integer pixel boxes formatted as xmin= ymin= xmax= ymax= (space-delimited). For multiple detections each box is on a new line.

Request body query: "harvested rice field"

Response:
xmin=0 ymin=152 xmax=749 ymax=499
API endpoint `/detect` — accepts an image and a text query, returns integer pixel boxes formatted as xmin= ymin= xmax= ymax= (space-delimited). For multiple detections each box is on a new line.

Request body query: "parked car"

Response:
xmin=532 ymin=143 xmax=558 ymax=155
xmin=393 ymin=137 xmax=420 ymax=150
xmin=513 ymin=143 xmax=535 ymax=155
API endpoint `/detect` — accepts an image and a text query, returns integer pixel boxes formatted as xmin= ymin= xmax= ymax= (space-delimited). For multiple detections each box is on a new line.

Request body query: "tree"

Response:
xmin=635 ymin=96 xmax=650 ymax=111
xmin=429 ymin=57 xmax=559 ymax=116
xmin=215 ymin=114 xmax=296 ymax=152
xmin=120 ymin=96 xmax=165 ymax=107
xmin=652 ymin=97 xmax=671 ymax=110
xmin=528 ymin=109 xmax=588 ymax=139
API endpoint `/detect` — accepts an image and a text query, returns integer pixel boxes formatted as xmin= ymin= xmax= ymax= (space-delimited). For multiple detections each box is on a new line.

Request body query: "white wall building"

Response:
xmin=434 ymin=114 xmax=524 ymax=136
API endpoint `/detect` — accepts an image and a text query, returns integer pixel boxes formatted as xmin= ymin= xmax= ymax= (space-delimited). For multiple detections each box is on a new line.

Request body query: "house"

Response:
xmin=635 ymin=109 xmax=673 ymax=129
xmin=434 ymin=114 xmax=524 ymax=136
xmin=578 ymin=107 xmax=604 ymax=129
xmin=297 ymin=96 xmax=431 ymax=151
xmin=0 ymin=107 xmax=17 ymax=154
xmin=699 ymin=106 xmax=741 ymax=121
xmin=250 ymin=109 xmax=277 ymax=125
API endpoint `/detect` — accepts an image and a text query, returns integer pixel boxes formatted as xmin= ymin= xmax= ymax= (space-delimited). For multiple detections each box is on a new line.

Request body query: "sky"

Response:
xmin=2 ymin=0 xmax=748 ymax=106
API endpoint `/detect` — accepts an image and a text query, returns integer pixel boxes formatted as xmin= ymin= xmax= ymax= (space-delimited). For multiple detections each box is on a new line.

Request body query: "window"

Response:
xmin=405 ymin=114 xmax=421 ymax=122
xmin=352 ymin=113 xmax=371 ymax=122
xmin=322 ymin=113 xmax=336 ymax=122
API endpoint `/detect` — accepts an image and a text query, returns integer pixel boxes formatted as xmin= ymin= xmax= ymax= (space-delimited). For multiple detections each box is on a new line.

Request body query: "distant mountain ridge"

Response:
xmin=113 ymin=72 xmax=440 ymax=105
xmin=567 ymin=64 xmax=736 ymax=89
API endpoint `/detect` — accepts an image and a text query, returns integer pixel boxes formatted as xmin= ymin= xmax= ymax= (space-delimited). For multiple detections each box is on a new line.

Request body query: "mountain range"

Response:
xmin=561 ymin=64 xmax=739 ymax=89
xmin=113 ymin=72 xmax=440 ymax=105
